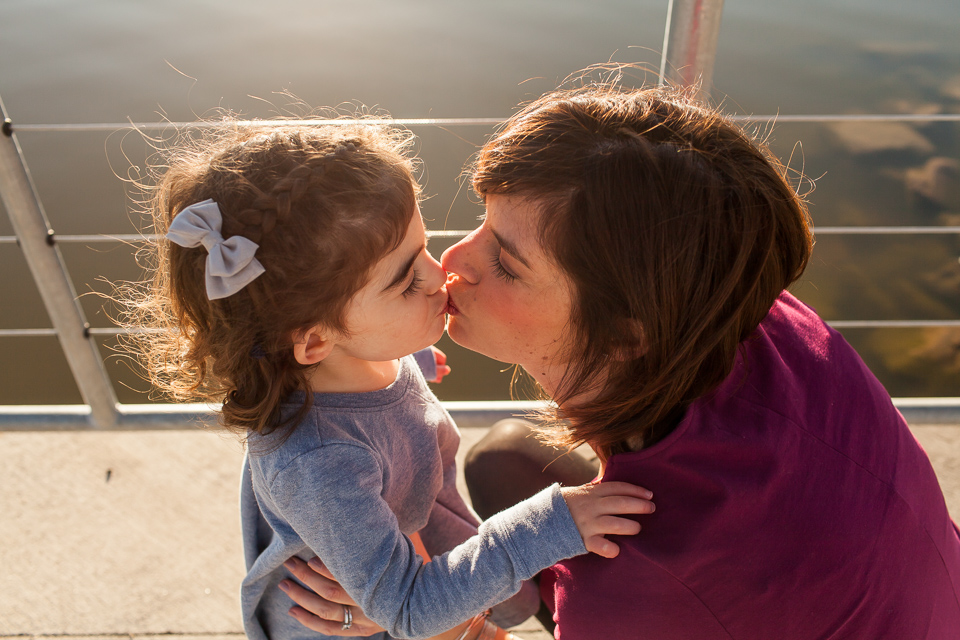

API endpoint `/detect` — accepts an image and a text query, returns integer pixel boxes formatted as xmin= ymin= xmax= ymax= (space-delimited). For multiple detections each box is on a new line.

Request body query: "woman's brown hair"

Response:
xmin=120 ymin=121 xmax=418 ymax=442
xmin=472 ymin=84 xmax=813 ymax=456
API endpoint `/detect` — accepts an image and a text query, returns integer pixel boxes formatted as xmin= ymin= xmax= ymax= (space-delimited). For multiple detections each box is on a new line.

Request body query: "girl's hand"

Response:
xmin=280 ymin=556 xmax=385 ymax=637
xmin=429 ymin=345 xmax=452 ymax=382
xmin=560 ymin=482 xmax=655 ymax=558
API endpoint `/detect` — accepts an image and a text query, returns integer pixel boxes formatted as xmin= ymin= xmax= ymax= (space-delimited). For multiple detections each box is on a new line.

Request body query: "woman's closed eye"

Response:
xmin=402 ymin=271 xmax=424 ymax=297
xmin=490 ymin=254 xmax=517 ymax=282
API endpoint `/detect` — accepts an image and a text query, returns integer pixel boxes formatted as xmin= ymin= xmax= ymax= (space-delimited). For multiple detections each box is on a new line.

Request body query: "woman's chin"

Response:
xmin=444 ymin=317 xmax=465 ymax=346
xmin=444 ymin=317 xmax=484 ymax=354
xmin=444 ymin=320 xmax=512 ymax=364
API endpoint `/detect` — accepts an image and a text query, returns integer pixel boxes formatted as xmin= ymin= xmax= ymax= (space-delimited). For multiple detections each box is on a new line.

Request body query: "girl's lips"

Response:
xmin=435 ymin=291 xmax=450 ymax=318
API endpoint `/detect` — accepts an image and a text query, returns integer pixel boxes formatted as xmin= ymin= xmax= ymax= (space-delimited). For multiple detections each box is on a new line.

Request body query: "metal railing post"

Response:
xmin=0 ymin=95 xmax=119 ymax=428
xmin=659 ymin=0 xmax=726 ymax=101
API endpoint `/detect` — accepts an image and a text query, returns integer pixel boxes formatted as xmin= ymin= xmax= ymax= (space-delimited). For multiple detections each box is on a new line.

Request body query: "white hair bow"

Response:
xmin=165 ymin=199 xmax=266 ymax=300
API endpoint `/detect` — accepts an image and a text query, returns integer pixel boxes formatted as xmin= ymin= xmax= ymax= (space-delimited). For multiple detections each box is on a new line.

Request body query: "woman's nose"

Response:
xmin=424 ymin=250 xmax=448 ymax=295
xmin=440 ymin=232 xmax=479 ymax=284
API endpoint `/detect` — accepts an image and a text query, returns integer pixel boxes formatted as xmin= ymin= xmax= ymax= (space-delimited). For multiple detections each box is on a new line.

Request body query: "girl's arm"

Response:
xmin=412 ymin=345 xmax=451 ymax=383
xmin=269 ymin=444 xmax=652 ymax=639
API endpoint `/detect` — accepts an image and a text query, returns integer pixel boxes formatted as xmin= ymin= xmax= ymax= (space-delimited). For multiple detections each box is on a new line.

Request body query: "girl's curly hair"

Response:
xmin=118 ymin=120 xmax=419 ymax=442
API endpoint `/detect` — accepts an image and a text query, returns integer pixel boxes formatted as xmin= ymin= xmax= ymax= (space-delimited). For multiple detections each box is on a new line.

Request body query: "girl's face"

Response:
xmin=334 ymin=205 xmax=449 ymax=364
xmin=440 ymin=195 xmax=576 ymax=396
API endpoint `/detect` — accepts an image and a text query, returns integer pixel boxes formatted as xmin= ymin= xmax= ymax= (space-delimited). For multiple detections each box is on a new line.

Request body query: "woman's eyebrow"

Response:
xmin=490 ymin=228 xmax=530 ymax=269
xmin=381 ymin=244 xmax=423 ymax=293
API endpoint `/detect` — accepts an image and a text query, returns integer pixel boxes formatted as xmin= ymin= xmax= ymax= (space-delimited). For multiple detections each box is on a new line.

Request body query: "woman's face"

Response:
xmin=440 ymin=194 xmax=576 ymax=395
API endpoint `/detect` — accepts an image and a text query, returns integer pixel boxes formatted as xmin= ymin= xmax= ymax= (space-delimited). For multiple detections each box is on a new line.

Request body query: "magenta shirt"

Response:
xmin=542 ymin=292 xmax=960 ymax=639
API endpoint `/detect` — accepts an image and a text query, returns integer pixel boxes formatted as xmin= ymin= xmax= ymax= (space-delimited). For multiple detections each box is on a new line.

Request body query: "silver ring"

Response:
xmin=341 ymin=604 xmax=353 ymax=631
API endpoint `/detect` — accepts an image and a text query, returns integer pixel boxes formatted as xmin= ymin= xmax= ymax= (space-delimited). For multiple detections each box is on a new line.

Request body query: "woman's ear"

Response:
xmin=292 ymin=325 xmax=336 ymax=366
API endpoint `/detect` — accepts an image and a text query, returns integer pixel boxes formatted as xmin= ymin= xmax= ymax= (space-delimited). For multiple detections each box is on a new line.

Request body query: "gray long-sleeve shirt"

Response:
xmin=240 ymin=353 xmax=586 ymax=640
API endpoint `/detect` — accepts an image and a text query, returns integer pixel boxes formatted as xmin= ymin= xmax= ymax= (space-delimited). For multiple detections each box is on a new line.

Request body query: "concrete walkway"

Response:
xmin=2 ymin=423 xmax=959 ymax=640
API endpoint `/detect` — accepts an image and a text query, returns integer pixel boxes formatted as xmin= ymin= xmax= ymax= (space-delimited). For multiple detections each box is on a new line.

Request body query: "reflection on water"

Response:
xmin=0 ymin=0 xmax=958 ymax=404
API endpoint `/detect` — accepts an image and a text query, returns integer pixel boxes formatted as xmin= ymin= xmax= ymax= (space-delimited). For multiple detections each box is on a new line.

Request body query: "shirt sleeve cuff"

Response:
xmin=484 ymin=483 xmax=587 ymax=578
xmin=412 ymin=348 xmax=437 ymax=382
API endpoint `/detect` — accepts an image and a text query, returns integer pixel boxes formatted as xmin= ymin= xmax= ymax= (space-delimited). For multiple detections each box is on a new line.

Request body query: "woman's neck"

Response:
xmin=305 ymin=355 xmax=401 ymax=394
xmin=527 ymin=362 xmax=600 ymax=408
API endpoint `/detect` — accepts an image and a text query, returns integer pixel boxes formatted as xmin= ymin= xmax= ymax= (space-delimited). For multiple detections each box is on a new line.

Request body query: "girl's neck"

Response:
xmin=305 ymin=356 xmax=401 ymax=394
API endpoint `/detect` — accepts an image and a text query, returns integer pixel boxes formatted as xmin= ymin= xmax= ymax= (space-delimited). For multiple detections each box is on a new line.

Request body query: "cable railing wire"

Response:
xmin=0 ymin=230 xmax=486 ymax=243
xmin=2 ymin=227 xmax=959 ymax=335
xmin=3 ymin=225 xmax=960 ymax=245
xmin=6 ymin=113 xmax=960 ymax=134
xmin=3 ymin=319 xmax=960 ymax=339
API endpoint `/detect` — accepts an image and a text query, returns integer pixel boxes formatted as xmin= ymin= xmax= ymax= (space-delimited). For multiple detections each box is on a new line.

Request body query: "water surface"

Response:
xmin=1 ymin=0 xmax=958 ymax=403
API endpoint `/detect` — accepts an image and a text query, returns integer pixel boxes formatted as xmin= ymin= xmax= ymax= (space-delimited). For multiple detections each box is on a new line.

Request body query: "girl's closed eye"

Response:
xmin=402 ymin=271 xmax=424 ymax=297
xmin=490 ymin=254 xmax=517 ymax=282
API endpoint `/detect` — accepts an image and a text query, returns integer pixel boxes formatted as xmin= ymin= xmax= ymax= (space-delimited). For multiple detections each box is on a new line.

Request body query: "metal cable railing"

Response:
xmin=3 ymin=225 xmax=959 ymax=334
xmin=3 ymin=223 xmax=959 ymax=332
xmin=2 ymin=0 xmax=958 ymax=429
xmin=6 ymin=113 xmax=960 ymax=135
xmin=3 ymin=225 xmax=960 ymax=245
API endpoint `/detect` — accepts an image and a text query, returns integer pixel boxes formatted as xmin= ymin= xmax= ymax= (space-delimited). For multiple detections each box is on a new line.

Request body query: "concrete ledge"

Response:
xmin=2 ymin=422 xmax=958 ymax=640
xmin=2 ymin=398 xmax=958 ymax=430
xmin=0 ymin=427 xmax=554 ymax=640
xmin=0 ymin=402 xmax=547 ymax=431
xmin=891 ymin=397 xmax=960 ymax=425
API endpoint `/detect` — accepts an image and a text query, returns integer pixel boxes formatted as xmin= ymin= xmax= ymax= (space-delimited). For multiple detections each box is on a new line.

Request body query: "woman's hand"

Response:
xmin=281 ymin=557 xmax=514 ymax=640
xmin=280 ymin=556 xmax=385 ymax=637
xmin=560 ymin=482 xmax=655 ymax=558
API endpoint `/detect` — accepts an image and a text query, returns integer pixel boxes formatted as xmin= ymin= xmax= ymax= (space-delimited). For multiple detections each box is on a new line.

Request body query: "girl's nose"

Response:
xmin=423 ymin=250 xmax=448 ymax=295
xmin=440 ymin=231 xmax=479 ymax=284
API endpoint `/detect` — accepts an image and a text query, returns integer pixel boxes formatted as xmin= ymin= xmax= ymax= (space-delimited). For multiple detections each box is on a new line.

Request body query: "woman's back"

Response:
xmin=543 ymin=292 xmax=960 ymax=639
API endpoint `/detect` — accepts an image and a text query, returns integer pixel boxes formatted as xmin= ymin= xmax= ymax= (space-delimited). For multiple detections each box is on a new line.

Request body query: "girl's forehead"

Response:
xmin=366 ymin=207 xmax=425 ymax=292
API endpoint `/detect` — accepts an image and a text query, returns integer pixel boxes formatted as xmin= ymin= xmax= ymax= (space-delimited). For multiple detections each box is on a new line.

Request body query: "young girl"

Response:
xmin=125 ymin=120 xmax=655 ymax=640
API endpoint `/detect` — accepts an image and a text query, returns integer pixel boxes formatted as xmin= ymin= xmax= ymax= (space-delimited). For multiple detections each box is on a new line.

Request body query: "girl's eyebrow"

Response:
xmin=381 ymin=244 xmax=424 ymax=293
xmin=490 ymin=228 xmax=530 ymax=269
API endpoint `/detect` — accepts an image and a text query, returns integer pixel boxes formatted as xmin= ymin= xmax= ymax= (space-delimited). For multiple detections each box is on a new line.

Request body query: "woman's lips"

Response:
xmin=444 ymin=275 xmax=461 ymax=315
xmin=445 ymin=293 xmax=460 ymax=316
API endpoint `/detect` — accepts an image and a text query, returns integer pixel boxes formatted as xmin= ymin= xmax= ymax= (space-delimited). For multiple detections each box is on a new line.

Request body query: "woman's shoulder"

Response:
xmin=732 ymin=291 xmax=881 ymax=409
xmin=754 ymin=290 xmax=835 ymax=361
xmin=679 ymin=289 xmax=912 ymax=476
xmin=604 ymin=289 xmax=908 ymax=467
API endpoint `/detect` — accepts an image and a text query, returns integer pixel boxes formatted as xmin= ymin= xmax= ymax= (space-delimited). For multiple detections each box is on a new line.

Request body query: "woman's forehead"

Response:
xmin=485 ymin=195 xmax=542 ymax=252
xmin=485 ymin=194 xmax=570 ymax=280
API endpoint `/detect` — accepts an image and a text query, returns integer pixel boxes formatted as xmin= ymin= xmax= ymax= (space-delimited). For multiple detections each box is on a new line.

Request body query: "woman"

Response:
xmin=281 ymin=84 xmax=960 ymax=639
